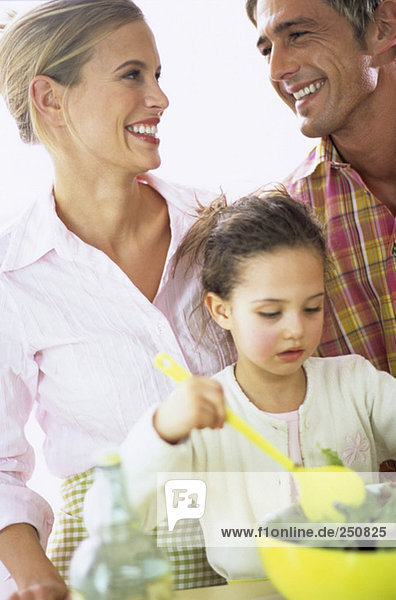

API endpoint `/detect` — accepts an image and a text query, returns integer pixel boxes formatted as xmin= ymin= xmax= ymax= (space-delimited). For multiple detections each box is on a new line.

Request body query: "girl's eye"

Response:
xmin=155 ymin=71 xmax=161 ymax=81
xmin=259 ymin=311 xmax=280 ymax=319
xmin=304 ymin=306 xmax=322 ymax=314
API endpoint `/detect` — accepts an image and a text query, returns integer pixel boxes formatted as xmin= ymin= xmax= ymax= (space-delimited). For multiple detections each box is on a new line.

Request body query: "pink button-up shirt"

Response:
xmin=0 ymin=173 xmax=236 ymax=544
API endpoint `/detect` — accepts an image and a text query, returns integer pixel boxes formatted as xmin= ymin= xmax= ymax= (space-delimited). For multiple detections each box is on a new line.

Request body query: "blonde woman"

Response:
xmin=0 ymin=1 xmax=235 ymax=597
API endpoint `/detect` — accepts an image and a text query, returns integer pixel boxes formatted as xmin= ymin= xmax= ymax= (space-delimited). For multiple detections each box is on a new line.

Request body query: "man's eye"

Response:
xmin=290 ymin=31 xmax=309 ymax=40
xmin=260 ymin=46 xmax=272 ymax=58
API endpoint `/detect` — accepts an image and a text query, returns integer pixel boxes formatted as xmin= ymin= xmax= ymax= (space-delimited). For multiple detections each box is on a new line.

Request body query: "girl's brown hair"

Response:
xmin=176 ymin=186 xmax=328 ymax=304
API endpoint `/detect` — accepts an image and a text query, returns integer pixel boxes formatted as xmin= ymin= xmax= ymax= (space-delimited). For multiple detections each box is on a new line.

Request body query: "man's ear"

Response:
xmin=205 ymin=292 xmax=232 ymax=331
xmin=370 ymin=0 xmax=396 ymax=56
xmin=29 ymin=75 xmax=65 ymax=128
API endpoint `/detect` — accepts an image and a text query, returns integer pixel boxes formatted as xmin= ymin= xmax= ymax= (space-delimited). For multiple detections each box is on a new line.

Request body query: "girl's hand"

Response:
xmin=7 ymin=581 xmax=71 ymax=600
xmin=153 ymin=376 xmax=226 ymax=443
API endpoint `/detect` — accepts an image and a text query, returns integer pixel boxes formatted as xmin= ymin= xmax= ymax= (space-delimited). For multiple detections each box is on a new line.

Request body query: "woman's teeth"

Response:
xmin=293 ymin=80 xmax=324 ymax=100
xmin=127 ymin=124 xmax=157 ymax=136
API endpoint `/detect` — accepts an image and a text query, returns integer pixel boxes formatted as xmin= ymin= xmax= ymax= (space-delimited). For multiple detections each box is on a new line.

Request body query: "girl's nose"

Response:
xmin=284 ymin=313 xmax=304 ymax=340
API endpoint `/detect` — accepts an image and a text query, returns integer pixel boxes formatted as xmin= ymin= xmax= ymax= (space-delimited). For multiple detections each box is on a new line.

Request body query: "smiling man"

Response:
xmin=246 ymin=0 xmax=396 ymax=380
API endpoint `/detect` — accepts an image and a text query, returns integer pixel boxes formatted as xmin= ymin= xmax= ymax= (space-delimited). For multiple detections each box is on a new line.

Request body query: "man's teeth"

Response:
xmin=127 ymin=124 xmax=158 ymax=136
xmin=293 ymin=81 xmax=324 ymax=100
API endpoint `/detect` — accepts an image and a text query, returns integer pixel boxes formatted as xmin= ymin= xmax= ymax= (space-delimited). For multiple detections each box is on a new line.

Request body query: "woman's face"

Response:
xmin=61 ymin=20 xmax=169 ymax=176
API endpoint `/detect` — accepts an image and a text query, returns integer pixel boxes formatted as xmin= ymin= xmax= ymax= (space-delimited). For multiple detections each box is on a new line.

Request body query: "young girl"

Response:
xmin=117 ymin=189 xmax=396 ymax=581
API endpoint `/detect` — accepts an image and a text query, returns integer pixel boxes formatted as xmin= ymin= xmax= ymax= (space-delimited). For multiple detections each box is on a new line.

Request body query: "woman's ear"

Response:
xmin=205 ymin=292 xmax=232 ymax=331
xmin=369 ymin=0 xmax=396 ymax=57
xmin=29 ymin=75 xmax=65 ymax=128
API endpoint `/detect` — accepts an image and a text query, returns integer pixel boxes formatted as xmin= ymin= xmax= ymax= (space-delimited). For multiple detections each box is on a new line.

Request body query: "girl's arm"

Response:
xmin=153 ymin=376 xmax=226 ymax=443
xmin=118 ymin=376 xmax=226 ymax=531
xmin=0 ymin=523 xmax=69 ymax=599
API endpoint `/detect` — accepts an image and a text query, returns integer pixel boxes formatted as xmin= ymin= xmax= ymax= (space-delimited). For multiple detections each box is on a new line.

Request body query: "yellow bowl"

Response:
xmin=258 ymin=540 xmax=396 ymax=600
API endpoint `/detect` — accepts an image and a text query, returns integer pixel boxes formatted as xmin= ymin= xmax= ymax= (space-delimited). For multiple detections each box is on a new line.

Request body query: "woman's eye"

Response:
xmin=123 ymin=70 xmax=141 ymax=80
xmin=259 ymin=312 xmax=280 ymax=319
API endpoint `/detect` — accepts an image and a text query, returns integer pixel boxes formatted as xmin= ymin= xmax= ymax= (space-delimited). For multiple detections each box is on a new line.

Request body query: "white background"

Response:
xmin=0 ymin=1 xmax=316 ymax=510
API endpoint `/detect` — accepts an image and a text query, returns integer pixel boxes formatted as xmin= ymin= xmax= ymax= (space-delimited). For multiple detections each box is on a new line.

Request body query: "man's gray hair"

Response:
xmin=245 ymin=0 xmax=383 ymax=39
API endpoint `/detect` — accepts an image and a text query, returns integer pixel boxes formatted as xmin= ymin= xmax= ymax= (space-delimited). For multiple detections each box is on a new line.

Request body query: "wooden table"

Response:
xmin=174 ymin=580 xmax=284 ymax=599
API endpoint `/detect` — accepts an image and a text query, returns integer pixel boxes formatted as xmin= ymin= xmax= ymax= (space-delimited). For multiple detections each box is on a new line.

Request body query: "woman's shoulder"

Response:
xmin=139 ymin=173 xmax=219 ymax=212
xmin=0 ymin=193 xmax=49 ymax=274
xmin=0 ymin=212 xmax=26 ymax=269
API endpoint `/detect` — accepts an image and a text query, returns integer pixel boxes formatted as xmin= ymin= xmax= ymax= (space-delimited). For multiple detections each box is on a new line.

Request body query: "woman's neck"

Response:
xmin=52 ymin=163 xmax=146 ymax=247
xmin=52 ymin=162 xmax=171 ymax=301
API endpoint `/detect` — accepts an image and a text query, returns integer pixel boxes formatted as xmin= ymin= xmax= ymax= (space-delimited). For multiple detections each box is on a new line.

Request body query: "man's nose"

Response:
xmin=269 ymin=43 xmax=300 ymax=83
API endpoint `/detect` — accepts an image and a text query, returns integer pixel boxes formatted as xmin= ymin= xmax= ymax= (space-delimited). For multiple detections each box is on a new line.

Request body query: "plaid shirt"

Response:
xmin=285 ymin=137 xmax=396 ymax=376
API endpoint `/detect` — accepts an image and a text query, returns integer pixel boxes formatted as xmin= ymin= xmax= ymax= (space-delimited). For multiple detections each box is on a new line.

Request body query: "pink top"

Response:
xmin=0 ymin=173 xmax=236 ymax=545
xmin=262 ymin=409 xmax=303 ymax=466
xmin=262 ymin=409 xmax=302 ymax=503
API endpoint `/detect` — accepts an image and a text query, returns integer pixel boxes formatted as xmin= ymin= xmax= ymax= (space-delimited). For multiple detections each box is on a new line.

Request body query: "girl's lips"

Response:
xmin=277 ymin=350 xmax=304 ymax=363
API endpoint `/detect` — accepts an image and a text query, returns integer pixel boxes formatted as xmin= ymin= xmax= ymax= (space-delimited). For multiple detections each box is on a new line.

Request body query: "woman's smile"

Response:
xmin=125 ymin=117 xmax=160 ymax=145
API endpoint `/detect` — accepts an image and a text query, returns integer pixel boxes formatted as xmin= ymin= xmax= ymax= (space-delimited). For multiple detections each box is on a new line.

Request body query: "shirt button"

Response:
xmin=304 ymin=419 xmax=311 ymax=429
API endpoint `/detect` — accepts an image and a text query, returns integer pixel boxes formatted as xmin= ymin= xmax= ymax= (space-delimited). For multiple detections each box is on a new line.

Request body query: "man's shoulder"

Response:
xmin=284 ymin=136 xmax=340 ymax=186
xmin=284 ymin=148 xmax=317 ymax=185
xmin=283 ymin=138 xmax=339 ymax=209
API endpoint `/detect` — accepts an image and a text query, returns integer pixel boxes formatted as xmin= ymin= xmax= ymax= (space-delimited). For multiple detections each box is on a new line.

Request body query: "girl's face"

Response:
xmin=60 ymin=20 xmax=169 ymax=175
xmin=217 ymin=247 xmax=325 ymax=380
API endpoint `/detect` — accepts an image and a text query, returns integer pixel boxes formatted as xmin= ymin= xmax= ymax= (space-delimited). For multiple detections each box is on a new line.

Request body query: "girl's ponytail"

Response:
xmin=174 ymin=193 xmax=228 ymax=271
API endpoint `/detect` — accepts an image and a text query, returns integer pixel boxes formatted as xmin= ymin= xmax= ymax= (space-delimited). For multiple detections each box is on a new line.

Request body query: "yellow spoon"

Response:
xmin=154 ymin=352 xmax=366 ymax=522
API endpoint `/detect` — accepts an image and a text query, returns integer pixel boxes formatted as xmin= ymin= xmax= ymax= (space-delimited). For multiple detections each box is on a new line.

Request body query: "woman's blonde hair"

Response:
xmin=0 ymin=0 xmax=144 ymax=146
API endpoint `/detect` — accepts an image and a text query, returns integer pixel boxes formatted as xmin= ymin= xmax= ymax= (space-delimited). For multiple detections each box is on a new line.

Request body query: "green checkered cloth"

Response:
xmin=47 ymin=470 xmax=225 ymax=590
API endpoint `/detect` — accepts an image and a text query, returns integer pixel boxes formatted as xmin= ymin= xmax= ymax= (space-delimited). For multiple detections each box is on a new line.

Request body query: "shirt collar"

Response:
xmin=314 ymin=136 xmax=348 ymax=166
xmin=0 ymin=173 xmax=192 ymax=273
xmin=0 ymin=187 xmax=62 ymax=273
xmin=289 ymin=136 xmax=350 ymax=183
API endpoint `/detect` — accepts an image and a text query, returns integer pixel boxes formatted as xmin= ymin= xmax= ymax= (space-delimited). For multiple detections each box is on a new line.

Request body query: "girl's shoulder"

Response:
xmin=304 ymin=355 xmax=395 ymax=391
xmin=306 ymin=354 xmax=386 ymax=374
xmin=211 ymin=364 xmax=237 ymax=386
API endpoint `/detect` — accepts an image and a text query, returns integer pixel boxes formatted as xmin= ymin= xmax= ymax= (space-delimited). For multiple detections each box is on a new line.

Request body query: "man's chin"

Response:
xmin=297 ymin=117 xmax=326 ymax=139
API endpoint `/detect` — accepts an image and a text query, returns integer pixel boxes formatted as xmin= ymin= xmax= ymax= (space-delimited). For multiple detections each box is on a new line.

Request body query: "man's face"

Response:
xmin=255 ymin=0 xmax=378 ymax=138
